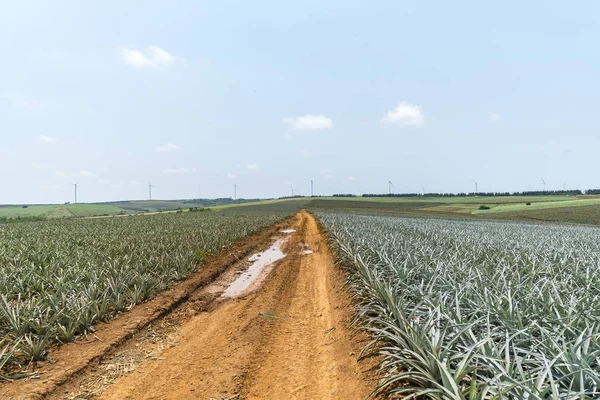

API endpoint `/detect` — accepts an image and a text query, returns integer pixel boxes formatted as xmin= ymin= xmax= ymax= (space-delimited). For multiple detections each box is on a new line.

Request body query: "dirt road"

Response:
xmin=2 ymin=211 xmax=373 ymax=400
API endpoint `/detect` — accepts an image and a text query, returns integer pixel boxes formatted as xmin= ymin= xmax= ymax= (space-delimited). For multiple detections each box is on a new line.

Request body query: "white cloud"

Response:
xmin=320 ymin=169 xmax=334 ymax=179
xmin=121 ymin=46 xmax=175 ymax=69
xmin=79 ymin=170 xmax=95 ymax=178
xmin=347 ymin=176 xmax=356 ymax=181
xmin=55 ymin=171 xmax=67 ymax=177
xmin=283 ymin=114 xmax=334 ymax=131
xmin=162 ymin=168 xmax=192 ymax=174
xmin=381 ymin=102 xmax=424 ymax=127
xmin=40 ymin=135 xmax=58 ymax=143
xmin=156 ymin=143 xmax=182 ymax=152
xmin=227 ymin=173 xmax=237 ymax=179
xmin=490 ymin=112 xmax=500 ymax=123
xmin=110 ymin=184 xmax=123 ymax=189
xmin=247 ymin=164 xmax=259 ymax=170
xmin=98 ymin=179 xmax=111 ymax=184
xmin=32 ymin=162 xmax=50 ymax=169
xmin=129 ymin=180 xmax=143 ymax=185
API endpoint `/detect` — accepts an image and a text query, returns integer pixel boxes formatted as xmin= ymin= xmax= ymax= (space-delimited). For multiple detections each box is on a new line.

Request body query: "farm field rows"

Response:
xmin=0 ymin=204 xmax=129 ymax=220
xmin=4 ymin=199 xmax=600 ymax=398
xmin=0 ymin=198 xmax=266 ymax=220
xmin=0 ymin=210 xmax=287 ymax=373
xmin=0 ymin=210 xmax=372 ymax=400
xmin=4 ymin=194 xmax=600 ymax=225
xmin=318 ymin=212 xmax=600 ymax=398
xmin=320 ymin=195 xmax=577 ymax=204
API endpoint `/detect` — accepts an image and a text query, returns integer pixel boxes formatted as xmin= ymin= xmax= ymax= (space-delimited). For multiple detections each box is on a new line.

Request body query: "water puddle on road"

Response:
xmin=222 ymin=230 xmax=294 ymax=298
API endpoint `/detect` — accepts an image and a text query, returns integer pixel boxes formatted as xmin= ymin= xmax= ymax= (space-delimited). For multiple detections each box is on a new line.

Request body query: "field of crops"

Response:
xmin=0 ymin=211 xmax=286 ymax=373
xmin=319 ymin=213 xmax=600 ymax=398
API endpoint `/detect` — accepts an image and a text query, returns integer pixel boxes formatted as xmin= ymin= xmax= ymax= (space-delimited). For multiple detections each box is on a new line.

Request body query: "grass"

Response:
xmin=0 ymin=199 xmax=276 ymax=221
xmin=320 ymin=195 xmax=576 ymax=204
xmin=2 ymin=194 xmax=600 ymax=226
xmin=472 ymin=198 xmax=600 ymax=214
xmin=110 ymin=200 xmax=205 ymax=213
xmin=417 ymin=204 xmax=480 ymax=214
xmin=307 ymin=199 xmax=432 ymax=213
xmin=0 ymin=205 xmax=71 ymax=219
xmin=214 ymin=198 xmax=311 ymax=212
xmin=0 ymin=204 xmax=125 ymax=219
xmin=216 ymin=196 xmax=600 ymax=227
xmin=492 ymin=204 xmax=600 ymax=225
xmin=63 ymin=204 xmax=126 ymax=217
xmin=303 ymin=196 xmax=600 ymax=227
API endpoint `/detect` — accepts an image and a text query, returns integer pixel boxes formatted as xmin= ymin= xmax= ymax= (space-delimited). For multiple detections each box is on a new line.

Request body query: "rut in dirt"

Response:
xmin=94 ymin=211 xmax=372 ymax=400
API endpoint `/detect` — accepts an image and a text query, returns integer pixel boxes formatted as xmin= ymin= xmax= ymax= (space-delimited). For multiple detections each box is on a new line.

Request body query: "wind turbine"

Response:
xmin=148 ymin=182 xmax=157 ymax=200
xmin=421 ymin=185 xmax=426 ymax=195
xmin=541 ymin=178 xmax=546 ymax=191
xmin=310 ymin=180 xmax=314 ymax=197
xmin=472 ymin=180 xmax=478 ymax=194
xmin=70 ymin=183 xmax=78 ymax=204
xmin=233 ymin=183 xmax=238 ymax=200
xmin=290 ymin=184 xmax=294 ymax=197
xmin=388 ymin=180 xmax=395 ymax=195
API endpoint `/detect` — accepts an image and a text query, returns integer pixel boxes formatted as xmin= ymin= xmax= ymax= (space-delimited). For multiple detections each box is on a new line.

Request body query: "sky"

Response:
xmin=1 ymin=1 xmax=600 ymax=204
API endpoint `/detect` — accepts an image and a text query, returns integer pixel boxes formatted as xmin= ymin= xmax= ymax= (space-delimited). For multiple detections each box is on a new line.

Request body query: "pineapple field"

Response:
xmin=0 ymin=211 xmax=286 ymax=374
xmin=319 ymin=212 xmax=600 ymax=398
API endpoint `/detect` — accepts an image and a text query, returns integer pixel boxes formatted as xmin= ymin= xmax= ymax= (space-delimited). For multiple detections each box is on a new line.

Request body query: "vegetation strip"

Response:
xmin=0 ymin=211 xmax=288 ymax=378
xmin=0 ymin=215 xmax=292 ymax=399
xmin=319 ymin=212 xmax=600 ymax=398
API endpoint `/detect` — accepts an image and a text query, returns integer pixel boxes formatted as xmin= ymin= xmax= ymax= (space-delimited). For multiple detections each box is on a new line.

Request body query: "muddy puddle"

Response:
xmin=222 ymin=230 xmax=295 ymax=298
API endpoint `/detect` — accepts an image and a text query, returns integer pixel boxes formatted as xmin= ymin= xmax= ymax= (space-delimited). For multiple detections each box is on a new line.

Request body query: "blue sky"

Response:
xmin=1 ymin=1 xmax=599 ymax=203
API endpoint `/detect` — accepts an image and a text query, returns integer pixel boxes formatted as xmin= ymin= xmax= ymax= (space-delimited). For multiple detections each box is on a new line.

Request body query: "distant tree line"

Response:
xmin=278 ymin=195 xmax=308 ymax=199
xmin=332 ymin=194 xmax=357 ymax=197
xmin=361 ymin=189 xmax=585 ymax=198
xmin=181 ymin=198 xmax=266 ymax=206
xmin=0 ymin=215 xmax=47 ymax=224
xmin=277 ymin=195 xmax=332 ymax=199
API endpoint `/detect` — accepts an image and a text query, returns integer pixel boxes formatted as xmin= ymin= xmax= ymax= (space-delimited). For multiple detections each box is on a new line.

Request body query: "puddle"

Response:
xmin=222 ymin=238 xmax=288 ymax=298
xmin=281 ymin=229 xmax=296 ymax=233
xmin=248 ymin=253 xmax=262 ymax=262
xmin=302 ymin=250 xmax=313 ymax=255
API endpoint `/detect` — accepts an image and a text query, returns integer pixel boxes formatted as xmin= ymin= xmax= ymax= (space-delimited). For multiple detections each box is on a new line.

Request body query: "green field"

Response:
xmin=473 ymin=198 xmax=600 ymax=214
xmin=0 ymin=204 xmax=124 ymax=219
xmin=320 ymin=195 xmax=576 ymax=204
xmin=4 ymin=194 xmax=600 ymax=227
xmin=0 ymin=198 xmax=265 ymax=220
xmin=183 ymin=195 xmax=600 ymax=227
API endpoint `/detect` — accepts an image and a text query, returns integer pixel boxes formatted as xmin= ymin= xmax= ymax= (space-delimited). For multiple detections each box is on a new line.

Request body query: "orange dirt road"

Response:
xmin=49 ymin=211 xmax=373 ymax=400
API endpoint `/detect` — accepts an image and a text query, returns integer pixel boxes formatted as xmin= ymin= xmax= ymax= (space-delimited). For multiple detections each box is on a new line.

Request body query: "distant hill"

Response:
xmin=0 ymin=198 xmax=267 ymax=221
